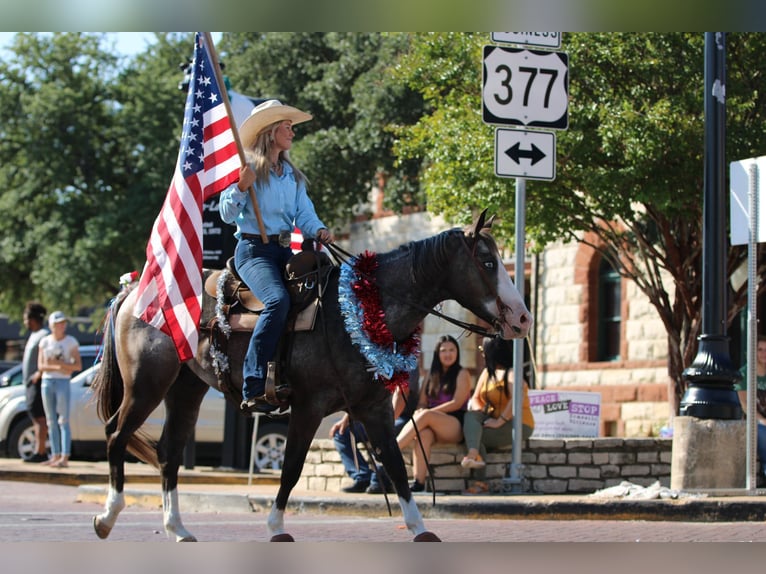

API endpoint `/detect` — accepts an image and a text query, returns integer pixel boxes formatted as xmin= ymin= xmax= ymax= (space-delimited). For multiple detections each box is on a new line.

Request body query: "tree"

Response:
xmin=392 ymin=33 xmax=766 ymax=414
xmin=0 ymin=32 xmax=191 ymax=322
xmin=218 ymin=32 xmax=425 ymax=223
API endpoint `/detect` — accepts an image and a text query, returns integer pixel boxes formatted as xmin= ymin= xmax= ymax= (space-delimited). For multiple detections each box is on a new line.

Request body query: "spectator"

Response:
xmin=38 ymin=311 xmax=81 ymax=468
xmin=396 ymin=335 xmax=471 ymax=492
xmin=735 ymin=334 xmax=766 ymax=480
xmin=330 ymin=369 xmax=420 ymax=494
xmin=21 ymin=301 xmax=49 ymax=463
xmin=461 ymin=336 xmax=535 ymax=495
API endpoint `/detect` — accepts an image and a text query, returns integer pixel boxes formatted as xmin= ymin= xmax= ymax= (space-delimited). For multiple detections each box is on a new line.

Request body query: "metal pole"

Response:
xmin=746 ymin=163 xmax=759 ymax=490
xmin=505 ymin=177 xmax=526 ymax=491
xmin=679 ymin=32 xmax=742 ymax=420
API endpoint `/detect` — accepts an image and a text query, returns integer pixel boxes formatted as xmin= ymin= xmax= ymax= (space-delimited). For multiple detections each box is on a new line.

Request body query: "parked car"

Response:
xmin=0 ymin=344 xmax=101 ymax=389
xmin=0 ymin=363 xmax=289 ymax=470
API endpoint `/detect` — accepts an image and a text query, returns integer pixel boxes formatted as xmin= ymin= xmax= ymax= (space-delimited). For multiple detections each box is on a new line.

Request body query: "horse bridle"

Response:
xmin=321 ymin=232 xmax=508 ymax=340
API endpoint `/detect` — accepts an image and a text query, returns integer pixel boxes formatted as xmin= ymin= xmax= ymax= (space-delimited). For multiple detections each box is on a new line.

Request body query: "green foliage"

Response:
xmin=218 ymin=32 xmax=424 ymax=223
xmin=0 ymin=32 xmax=191 ymax=322
xmin=392 ymin=32 xmax=766 ymax=401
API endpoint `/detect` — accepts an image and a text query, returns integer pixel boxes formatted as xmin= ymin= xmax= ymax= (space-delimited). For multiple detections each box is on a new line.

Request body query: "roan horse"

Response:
xmin=91 ymin=211 xmax=532 ymax=542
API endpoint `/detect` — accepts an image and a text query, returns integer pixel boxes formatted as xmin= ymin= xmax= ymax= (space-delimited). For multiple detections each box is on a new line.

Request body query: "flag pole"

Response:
xmin=201 ymin=32 xmax=269 ymax=244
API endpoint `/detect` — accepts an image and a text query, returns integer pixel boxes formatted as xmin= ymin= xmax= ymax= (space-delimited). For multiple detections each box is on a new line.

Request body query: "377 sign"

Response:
xmin=482 ymin=45 xmax=569 ymax=130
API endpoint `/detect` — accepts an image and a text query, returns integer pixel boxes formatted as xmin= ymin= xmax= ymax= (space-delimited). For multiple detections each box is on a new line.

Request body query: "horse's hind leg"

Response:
xmin=158 ymin=371 xmax=209 ymax=542
xmin=267 ymin=408 xmax=324 ymax=541
xmin=93 ymin=413 xmax=126 ymax=539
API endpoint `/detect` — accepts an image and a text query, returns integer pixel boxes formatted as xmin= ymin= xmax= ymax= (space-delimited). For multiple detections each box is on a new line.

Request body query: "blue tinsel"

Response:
xmin=338 ymin=258 xmax=418 ymax=381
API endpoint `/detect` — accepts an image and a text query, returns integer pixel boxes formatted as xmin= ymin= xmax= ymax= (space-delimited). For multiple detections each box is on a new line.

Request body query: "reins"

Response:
xmin=321 ymin=238 xmax=499 ymax=339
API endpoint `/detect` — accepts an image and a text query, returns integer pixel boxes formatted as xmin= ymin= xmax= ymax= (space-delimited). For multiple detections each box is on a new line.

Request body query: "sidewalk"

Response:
xmin=2 ymin=457 xmax=765 ymax=521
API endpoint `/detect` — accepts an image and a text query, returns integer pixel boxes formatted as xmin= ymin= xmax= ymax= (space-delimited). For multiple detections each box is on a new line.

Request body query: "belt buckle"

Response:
xmin=278 ymin=230 xmax=292 ymax=248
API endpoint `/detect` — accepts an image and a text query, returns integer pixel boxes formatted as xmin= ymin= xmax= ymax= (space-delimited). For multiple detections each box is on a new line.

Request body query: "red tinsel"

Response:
xmin=351 ymin=251 xmax=421 ymax=393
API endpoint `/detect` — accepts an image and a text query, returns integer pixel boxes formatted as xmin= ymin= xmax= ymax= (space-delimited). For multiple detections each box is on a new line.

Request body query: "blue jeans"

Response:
xmin=41 ymin=377 xmax=71 ymax=456
xmin=758 ymin=422 xmax=766 ymax=474
xmin=333 ymin=416 xmax=409 ymax=487
xmin=235 ymin=237 xmax=293 ymax=400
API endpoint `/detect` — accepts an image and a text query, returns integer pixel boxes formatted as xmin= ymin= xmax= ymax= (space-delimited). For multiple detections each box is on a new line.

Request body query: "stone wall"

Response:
xmin=298 ymin=437 xmax=672 ymax=494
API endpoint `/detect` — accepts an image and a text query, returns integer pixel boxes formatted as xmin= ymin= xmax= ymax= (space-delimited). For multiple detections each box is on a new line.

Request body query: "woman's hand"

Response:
xmin=483 ymin=417 xmax=506 ymax=429
xmin=237 ymin=165 xmax=256 ymax=191
xmin=316 ymin=227 xmax=334 ymax=244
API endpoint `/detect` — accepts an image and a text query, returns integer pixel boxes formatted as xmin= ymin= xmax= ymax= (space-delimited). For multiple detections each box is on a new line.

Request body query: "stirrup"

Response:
xmin=264 ymin=361 xmax=291 ymax=405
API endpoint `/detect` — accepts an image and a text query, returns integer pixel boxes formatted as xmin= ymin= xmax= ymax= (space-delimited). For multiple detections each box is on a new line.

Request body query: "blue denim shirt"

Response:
xmin=219 ymin=162 xmax=325 ymax=239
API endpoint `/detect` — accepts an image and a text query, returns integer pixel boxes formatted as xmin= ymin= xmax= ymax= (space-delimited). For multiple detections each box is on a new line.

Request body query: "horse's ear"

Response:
xmin=471 ymin=209 xmax=488 ymax=237
xmin=484 ymin=214 xmax=496 ymax=229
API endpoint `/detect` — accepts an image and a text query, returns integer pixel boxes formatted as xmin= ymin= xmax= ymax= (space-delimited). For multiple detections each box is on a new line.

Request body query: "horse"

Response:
xmin=90 ymin=210 xmax=532 ymax=542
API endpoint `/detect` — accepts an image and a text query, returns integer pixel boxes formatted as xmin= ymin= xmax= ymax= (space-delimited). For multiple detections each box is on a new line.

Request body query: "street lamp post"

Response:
xmin=678 ymin=32 xmax=742 ymax=420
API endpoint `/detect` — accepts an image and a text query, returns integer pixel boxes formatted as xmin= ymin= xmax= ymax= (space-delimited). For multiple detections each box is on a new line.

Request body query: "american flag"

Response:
xmin=133 ymin=33 xmax=240 ymax=361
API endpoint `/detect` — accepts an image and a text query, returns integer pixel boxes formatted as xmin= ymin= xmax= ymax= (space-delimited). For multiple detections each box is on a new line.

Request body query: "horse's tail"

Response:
xmin=92 ymin=289 xmax=160 ymax=469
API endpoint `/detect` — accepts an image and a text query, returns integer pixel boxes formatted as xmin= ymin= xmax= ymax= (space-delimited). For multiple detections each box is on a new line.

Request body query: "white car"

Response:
xmin=0 ymin=363 xmax=288 ymax=471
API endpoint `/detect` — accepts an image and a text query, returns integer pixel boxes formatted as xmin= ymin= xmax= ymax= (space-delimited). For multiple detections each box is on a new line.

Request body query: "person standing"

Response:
xmin=396 ymin=335 xmax=471 ymax=492
xmin=38 ymin=311 xmax=81 ymax=468
xmin=735 ymin=334 xmax=766 ymax=480
xmin=21 ymin=301 xmax=49 ymax=463
xmin=219 ymin=99 xmax=333 ymax=414
xmin=460 ymin=336 xmax=535 ymax=495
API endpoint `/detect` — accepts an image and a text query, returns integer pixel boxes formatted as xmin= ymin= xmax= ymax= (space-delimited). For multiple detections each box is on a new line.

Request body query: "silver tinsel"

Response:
xmin=209 ymin=268 xmax=232 ymax=375
xmin=338 ymin=259 xmax=418 ymax=381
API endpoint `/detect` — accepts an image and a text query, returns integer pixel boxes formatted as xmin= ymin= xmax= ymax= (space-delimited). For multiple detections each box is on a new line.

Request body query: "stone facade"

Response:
xmin=298 ymin=438 xmax=672 ymax=494
xmin=534 ymin=237 xmax=674 ymax=437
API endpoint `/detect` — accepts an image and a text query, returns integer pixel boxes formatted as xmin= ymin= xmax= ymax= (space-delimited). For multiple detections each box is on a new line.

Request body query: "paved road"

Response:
xmin=2 ymin=481 xmax=766 ymax=543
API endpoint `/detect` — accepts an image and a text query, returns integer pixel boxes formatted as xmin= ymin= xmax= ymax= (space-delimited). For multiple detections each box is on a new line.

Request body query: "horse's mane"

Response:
xmin=378 ymin=228 xmax=463 ymax=286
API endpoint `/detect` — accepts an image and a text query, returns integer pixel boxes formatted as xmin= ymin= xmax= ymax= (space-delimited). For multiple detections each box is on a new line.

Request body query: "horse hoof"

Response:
xmin=178 ymin=535 xmax=197 ymax=542
xmin=93 ymin=516 xmax=111 ymax=540
xmin=270 ymin=533 xmax=295 ymax=542
xmin=413 ymin=531 xmax=441 ymax=542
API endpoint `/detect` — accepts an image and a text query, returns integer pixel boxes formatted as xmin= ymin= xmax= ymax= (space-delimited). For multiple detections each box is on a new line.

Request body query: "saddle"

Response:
xmin=203 ymin=245 xmax=335 ymax=408
xmin=203 ymin=247 xmax=333 ymax=332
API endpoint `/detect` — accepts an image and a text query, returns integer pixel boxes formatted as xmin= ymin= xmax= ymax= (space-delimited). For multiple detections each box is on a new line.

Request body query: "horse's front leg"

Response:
xmin=93 ymin=415 xmax=126 ymax=539
xmin=364 ymin=418 xmax=441 ymax=541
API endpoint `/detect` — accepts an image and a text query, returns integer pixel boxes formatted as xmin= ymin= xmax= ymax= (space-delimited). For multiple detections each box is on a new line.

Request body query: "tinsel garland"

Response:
xmin=338 ymin=251 xmax=420 ymax=392
xmin=209 ymin=269 xmax=231 ymax=375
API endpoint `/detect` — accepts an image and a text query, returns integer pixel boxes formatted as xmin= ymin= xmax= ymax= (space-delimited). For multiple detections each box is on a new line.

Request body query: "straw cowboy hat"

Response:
xmin=239 ymin=99 xmax=312 ymax=149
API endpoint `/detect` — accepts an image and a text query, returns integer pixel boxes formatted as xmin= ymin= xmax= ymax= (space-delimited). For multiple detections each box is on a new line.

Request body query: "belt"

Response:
xmin=241 ymin=233 xmax=281 ymax=242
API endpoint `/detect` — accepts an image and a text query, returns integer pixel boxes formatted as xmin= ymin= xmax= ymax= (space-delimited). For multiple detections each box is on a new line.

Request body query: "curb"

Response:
xmin=75 ymin=484 xmax=766 ymax=522
xmin=77 ymin=485 xmax=255 ymax=513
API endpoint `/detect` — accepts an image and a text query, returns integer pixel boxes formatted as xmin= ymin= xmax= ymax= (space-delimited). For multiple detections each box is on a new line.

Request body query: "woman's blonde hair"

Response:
xmin=244 ymin=120 xmax=308 ymax=187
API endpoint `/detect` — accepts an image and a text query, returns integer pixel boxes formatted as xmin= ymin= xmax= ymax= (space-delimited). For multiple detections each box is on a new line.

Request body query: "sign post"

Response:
xmin=483 ymin=33 xmax=567 ymax=491
xmin=730 ymin=155 xmax=765 ymax=492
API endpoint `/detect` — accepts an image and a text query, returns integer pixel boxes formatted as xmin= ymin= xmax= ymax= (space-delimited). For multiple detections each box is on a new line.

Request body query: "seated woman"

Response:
xmin=461 ymin=336 xmax=535 ymax=494
xmin=396 ymin=335 xmax=471 ymax=492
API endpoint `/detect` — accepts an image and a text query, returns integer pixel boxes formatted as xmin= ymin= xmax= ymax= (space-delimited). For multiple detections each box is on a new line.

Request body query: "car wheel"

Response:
xmin=253 ymin=422 xmax=286 ymax=471
xmin=8 ymin=417 xmax=41 ymax=461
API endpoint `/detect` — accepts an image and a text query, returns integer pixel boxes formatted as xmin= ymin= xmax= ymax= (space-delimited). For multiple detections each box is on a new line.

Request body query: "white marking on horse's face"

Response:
xmin=489 ymin=252 xmax=532 ymax=339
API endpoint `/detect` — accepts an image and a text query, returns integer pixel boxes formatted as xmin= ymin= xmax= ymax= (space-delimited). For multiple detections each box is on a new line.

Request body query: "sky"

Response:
xmin=0 ymin=32 xmax=221 ymax=60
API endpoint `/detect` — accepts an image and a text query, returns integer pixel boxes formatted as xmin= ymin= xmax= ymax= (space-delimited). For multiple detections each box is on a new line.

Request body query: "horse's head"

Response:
xmin=453 ymin=210 xmax=532 ymax=340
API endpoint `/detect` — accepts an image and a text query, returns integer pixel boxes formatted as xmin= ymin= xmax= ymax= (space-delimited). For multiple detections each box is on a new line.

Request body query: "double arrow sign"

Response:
xmin=495 ymin=129 xmax=556 ymax=181
xmin=505 ymin=141 xmax=546 ymax=166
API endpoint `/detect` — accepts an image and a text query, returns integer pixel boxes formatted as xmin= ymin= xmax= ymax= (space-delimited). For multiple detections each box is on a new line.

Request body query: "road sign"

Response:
xmin=495 ymin=128 xmax=556 ymax=181
xmin=491 ymin=32 xmax=561 ymax=49
xmin=483 ymin=45 xmax=569 ymax=130
xmin=730 ymin=155 xmax=766 ymax=245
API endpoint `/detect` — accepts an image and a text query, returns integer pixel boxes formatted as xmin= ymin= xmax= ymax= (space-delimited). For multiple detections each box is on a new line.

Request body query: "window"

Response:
xmin=597 ymin=258 xmax=621 ymax=361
